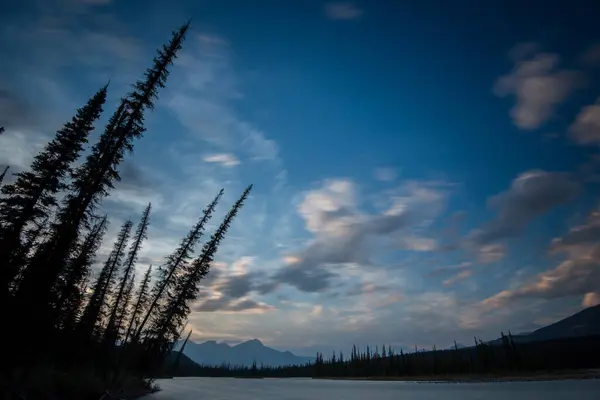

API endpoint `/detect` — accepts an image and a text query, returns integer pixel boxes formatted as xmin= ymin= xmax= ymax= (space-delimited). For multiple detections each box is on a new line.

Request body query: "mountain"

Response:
xmin=175 ymin=339 xmax=315 ymax=367
xmin=489 ymin=304 xmax=600 ymax=345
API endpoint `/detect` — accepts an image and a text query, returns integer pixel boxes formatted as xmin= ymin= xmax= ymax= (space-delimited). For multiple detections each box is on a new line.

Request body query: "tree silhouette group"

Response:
xmin=178 ymin=333 xmax=600 ymax=380
xmin=0 ymin=22 xmax=251 ymax=398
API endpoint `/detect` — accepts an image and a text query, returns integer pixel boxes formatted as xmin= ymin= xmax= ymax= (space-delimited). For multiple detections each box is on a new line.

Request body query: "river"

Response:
xmin=142 ymin=377 xmax=600 ymax=399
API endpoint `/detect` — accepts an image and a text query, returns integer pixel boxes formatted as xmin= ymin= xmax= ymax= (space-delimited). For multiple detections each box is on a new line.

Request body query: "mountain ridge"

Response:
xmin=175 ymin=338 xmax=314 ymax=367
xmin=488 ymin=304 xmax=600 ymax=345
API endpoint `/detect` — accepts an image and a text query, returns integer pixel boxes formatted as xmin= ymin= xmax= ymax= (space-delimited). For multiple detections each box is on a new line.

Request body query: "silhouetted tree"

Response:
xmin=0 ymin=20 xmax=260 ymax=398
xmin=104 ymin=203 xmax=151 ymax=347
xmin=0 ymin=166 xmax=9 ymax=187
xmin=78 ymin=220 xmax=132 ymax=342
xmin=133 ymin=189 xmax=223 ymax=343
xmin=0 ymin=85 xmax=107 ymax=294
xmin=54 ymin=215 xmax=109 ymax=331
xmin=123 ymin=264 xmax=153 ymax=345
xmin=145 ymin=186 xmax=252 ymax=362
xmin=13 ymin=23 xmax=190 ymax=326
xmin=171 ymin=329 xmax=192 ymax=374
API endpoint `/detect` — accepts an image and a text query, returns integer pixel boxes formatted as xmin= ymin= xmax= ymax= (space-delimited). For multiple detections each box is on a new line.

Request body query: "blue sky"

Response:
xmin=2 ymin=0 xmax=600 ymax=356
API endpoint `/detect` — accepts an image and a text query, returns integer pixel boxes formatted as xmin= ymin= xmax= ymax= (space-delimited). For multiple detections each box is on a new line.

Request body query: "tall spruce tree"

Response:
xmin=123 ymin=264 xmax=152 ymax=346
xmin=14 ymin=23 xmax=190 ymax=318
xmin=0 ymin=166 xmax=9 ymax=188
xmin=114 ymin=272 xmax=136 ymax=336
xmin=0 ymin=85 xmax=107 ymax=292
xmin=132 ymin=189 xmax=223 ymax=342
xmin=171 ymin=329 xmax=192 ymax=375
xmin=54 ymin=215 xmax=109 ymax=331
xmin=5 ymin=215 xmax=50 ymax=293
xmin=147 ymin=185 xmax=252 ymax=355
xmin=104 ymin=203 xmax=151 ymax=346
xmin=77 ymin=220 xmax=132 ymax=341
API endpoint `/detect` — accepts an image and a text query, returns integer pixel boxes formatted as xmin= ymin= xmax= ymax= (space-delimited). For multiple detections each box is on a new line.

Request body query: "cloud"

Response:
xmin=482 ymin=203 xmax=600 ymax=309
xmin=475 ymin=243 xmax=507 ymax=264
xmin=396 ymin=236 xmax=437 ymax=251
xmin=569 ymin=98 xmax=600 ymax=145
xmin=167 ymin=34 xmax=281 ymax=165
xmin=0 ymin=131 xmax=47 ymax=171
xmin=582 ymin=292 xmax=600 ymax=307
xmin=191 ymin=260 xmax=275 ymax=314
xmin=374 ymin=167 xmax=397 ymax=182
xmin=468 ymin=170 xmax=581 ymax=246
xmin=266 ymin=178 xmax=449 ymax=293
xmin=194 ymin=297 xmax=273 ymax=314
xmin=494 ymin=46 xmax=583 ymax=130
xmin=0 ymin=87 xmax=40 ymax=130
xmin=324 ymin=2 xmax=364 ymax=20
xmin=428 ymin=261 xmax=472 ymax=277
xmin=203 ymin=153 xmax=240 ymax=167
xmin=443 ymin=269 xmax=473 ymax=287
xmin=4 ymin=15 xmax=141 ymax=72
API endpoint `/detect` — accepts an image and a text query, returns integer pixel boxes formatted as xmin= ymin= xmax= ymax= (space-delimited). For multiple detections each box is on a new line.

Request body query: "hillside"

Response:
xmin=174 ymin=339 xmax=314 ymax=367
xmin=489 ymin=304 xmax=600 ymax=345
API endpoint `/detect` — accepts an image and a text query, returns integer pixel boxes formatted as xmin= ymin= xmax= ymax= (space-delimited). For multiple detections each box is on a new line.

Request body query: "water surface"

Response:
xmin=143 ymin=377 xmax=600 ymax=399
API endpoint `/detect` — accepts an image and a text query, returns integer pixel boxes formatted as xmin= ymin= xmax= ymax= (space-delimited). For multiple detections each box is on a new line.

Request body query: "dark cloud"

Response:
xmin=200 ymin=267 xmax=224 ymax=289
xmin=117 ymin=162 xmax=153 ymax=190
xmin=273 ymin=263 xmax=337 ymax=293
xmin=217 ymin=273 xmax=255 ymax=298
xmin=469 ymin=170 xmax=581 ymax=246
xmin=191 ymin=270 xmax=274 ymax=313
xmin=483 ymin=204 xmax=600 ymax=308
xmin=0 ymin=87 xmax=40 ymax=129
xmin=550 ymin=224 xmax=600 ymax=254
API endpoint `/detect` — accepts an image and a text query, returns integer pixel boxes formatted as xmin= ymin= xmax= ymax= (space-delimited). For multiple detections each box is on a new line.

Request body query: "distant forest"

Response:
xmin=169 ymin=333 xmax=600 ymax=379
xmin=0 ymin=22 xmax=252 ymax=399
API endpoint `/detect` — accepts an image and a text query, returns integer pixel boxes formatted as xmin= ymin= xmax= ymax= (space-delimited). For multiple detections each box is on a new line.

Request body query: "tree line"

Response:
xmin=0 ymin=21 xmax=252 ymax=399
xmin=172 ymin=333 xmax=600 ymax=379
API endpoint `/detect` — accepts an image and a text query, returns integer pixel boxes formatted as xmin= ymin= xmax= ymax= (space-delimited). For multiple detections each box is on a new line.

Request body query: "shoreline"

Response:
xmin=312 ymin=369 xmax=600 ymax=383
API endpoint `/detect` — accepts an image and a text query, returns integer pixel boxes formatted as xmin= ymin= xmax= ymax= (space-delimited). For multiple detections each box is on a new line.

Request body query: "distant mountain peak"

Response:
xmin=235 ymin=338 xmax=264 ymax=348
xmin=181 ymin=338 xmax=313 ymax=367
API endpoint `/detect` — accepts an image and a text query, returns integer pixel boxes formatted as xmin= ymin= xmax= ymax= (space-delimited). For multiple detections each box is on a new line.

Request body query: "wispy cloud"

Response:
xmin=324 ymin=2 xmax=364 ymax=21
xmin=374 ymin=167 xmax=397 ymax=182
xmin=203 ymin=153 xmax=240 ymax=167
xmin=167 ymin=33 xmax=282 ymax=166
xmin=443 ymin=269 xmax=473 ymax=287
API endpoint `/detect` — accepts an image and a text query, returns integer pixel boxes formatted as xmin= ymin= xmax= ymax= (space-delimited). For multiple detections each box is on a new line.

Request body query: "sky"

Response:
xmin=1 ymin=0 xmax=600 ymax=356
